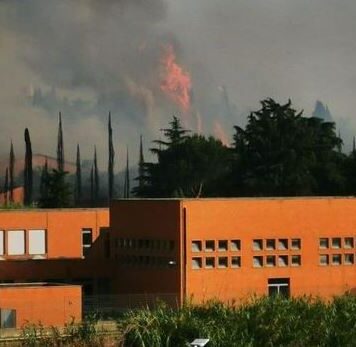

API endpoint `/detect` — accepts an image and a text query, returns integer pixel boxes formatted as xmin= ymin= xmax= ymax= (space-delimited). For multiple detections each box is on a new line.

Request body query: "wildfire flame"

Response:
xmin=213 ymin=120 xmax=229 ymax=146
xmin=160 ymin=44 xmax=192 ymax=113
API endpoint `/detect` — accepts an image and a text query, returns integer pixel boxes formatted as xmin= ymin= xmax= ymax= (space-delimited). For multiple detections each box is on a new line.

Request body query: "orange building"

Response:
xmin=110 ymin=198 xmax=356 ymax=305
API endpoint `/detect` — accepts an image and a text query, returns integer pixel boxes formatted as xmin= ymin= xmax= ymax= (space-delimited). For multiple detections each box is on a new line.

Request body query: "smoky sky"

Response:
xmin=1 ymin=0 xmax=356 ymax=169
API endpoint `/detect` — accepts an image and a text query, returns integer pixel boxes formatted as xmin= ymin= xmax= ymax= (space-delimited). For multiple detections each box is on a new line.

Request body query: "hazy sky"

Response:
xmin=1 ymin=0 xmax=356 ymax=168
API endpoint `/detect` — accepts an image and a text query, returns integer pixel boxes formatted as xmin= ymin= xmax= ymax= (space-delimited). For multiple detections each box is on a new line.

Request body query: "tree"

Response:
xmin=24 ymin=128 xmax=33 ymax=205
xmin=9 ymin=141 xmax=15 ymax=203
xmin=90 ymin=165 xmax=94 ymax=206
xmin=133 ymin=135 xmax=145 ymax=196
xmin=75 ymin=144 xmax=82 ymax=205
xmin=38 ymin=169 xmax=71 ymax=208
xmin=57 ymin=112 xmax=64 ymax=171
xmin=40 ymin=158 xmax=49 ymax=203
xmin=94 ymin=146 xmax=99 ymax=203
xmin=3 ymin=168 xmax=8 ymax=206
xmin=108 ymin=112 xmax=115 ymax=201
xmin=123 ymin=147 xmax=130 ymax=198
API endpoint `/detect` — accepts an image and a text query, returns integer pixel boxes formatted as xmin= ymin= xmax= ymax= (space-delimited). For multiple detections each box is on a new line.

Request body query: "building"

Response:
xmin=110 ymin=198 xmax=356 ymax=305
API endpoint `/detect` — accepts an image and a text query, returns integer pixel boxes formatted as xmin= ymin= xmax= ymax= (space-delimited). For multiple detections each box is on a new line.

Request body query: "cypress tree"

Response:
xmin=40 ymin=158 xmax=49 ymax=203
xmin=94 ymin=147 xmax=99 ymax=204
xmin=90 ymin=165 xmax=94 ymax=206
xmin=108 ymin=112 xmax=115 ymax=201
xmin=24 ymin=128 xmax=33 ymax=205
xmin=3 ymin=168 xmax=8 ymax=206
xmin=57 ymin=112 xmax=64 ymax=171
xmin=75 ymin=144 xmax=82 ymax=205
xmin=124 ymin=147 xmax=130 ymax=198
xmin=9 ymin=141 xmax=15 ymax=203
xmin=138 ymin=135 xmax=145 ymax=191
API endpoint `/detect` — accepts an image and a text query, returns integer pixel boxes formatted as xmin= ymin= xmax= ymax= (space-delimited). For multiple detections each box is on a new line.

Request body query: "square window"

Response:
xmin=344 ymin=253 xmax=354 ymax=265
xmin=266 ymin=239 xmax=276 ymax=250
xmin=344 ymin=238 xmax=354 ymax=249
xmin=278 ymin=255 xmax=288 ymax=267
xmin=0 ymin=309 xmax=16 ymax=329
xmin=278 ymin=239 xmax=288 ymax=250
xmin=231 ymin=256 xmax=241 ymax=268
xmin=253 ymin=239 xmax=263 ymax=251
xmin=319 ymin=254 xmax=329 ymax=266
xmin=218 ymin=240 xmax=228 ymax=251
xmin=319 ymin=238 xmax=329 ymax=249
xmin=230 ymin=240 xmax=241 ymax=251
xmin=253 ymin=256 xmax=263 ymax=268
xmin=332 ymin=238 xmax=341 ymax=249
xmin=205 ymin=257 xmax=215 ymax=268
xmin=332 ymin=254 xmax=342 ymax=265
xmin=205 ymin=240 xmax=215 ymax=252
xmin=192 ymin=241 xmax=202 ymax=252
xmin=291 ymin=255 xmax=301 ymax=266
xmin=291 ymin=239 xmax=301 ymax=250
xmin=218 ymin=257 xmax=228 ymax=268
xmin=192 ymin=257 xmax=202 ymax=269
xmin=266 ymin=255 xmax=276 ymax=267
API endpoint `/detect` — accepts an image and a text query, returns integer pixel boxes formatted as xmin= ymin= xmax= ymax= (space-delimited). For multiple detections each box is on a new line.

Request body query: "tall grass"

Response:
xmin=118 ymin=295 xmax=356 ymax=347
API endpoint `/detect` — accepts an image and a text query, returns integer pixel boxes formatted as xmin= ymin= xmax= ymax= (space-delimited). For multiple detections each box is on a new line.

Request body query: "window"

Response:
xmin=205 ymin=257 xmax=215 ymax=268
xmin=0 ymin=309 xmax=16 ymax=328
xmin=253 ymin=256 xmax=263 ymax=268
xmin=218 ymin=240 xmax=228 ymax=251
xmin=0 ymin=231 xmax=4 ymax=256
xmin=268 ymin=278 xmax=290 ymax=298
xmin=291 ymin=239 xmax=301 ymax=250
xmin=218 ymin=257 xmax=228 ymax=268
xmin=319 ymin=254 xmax=329 ymax=266
xmin=344 ymin=253 xmax=354 ymax=265
xmin=82 ymin=228 xmax=92 ymax=258
xmin=344 ymin=237 xmax=354 ymax=249
xmin=231 ymin=256 xmax=241 ymax=268
xmin=253 ymin=239 xmax=263 ymax=251
xmin=278 ymin=239 xmax=288 ymax=250
xmin=28 ymin=230 xmax=46 ymax=255
xmin=230 ymin=240 xmax=241 ymax=251
xmin=192 ymin=257 xmax=202 ymax=269
xmin=319 ymin=238 xmax=329 ymax=249
xmin=291 ymin=255 xmax=301 ymax=266
xmin=192 ymin=241 xmax=202 ymax=252
xmin=169 ymin=240 xmax=175 ymax=251
xmin=266 ymin=255 xmax=276 ymax=267
xmin=278 ymin=255 xmax=288 ymax=267
xmin=332 ymin=238 xmax=341 ymax=249
xmin=8 ymin=230 xmax=25 ymax=256
xmin=332 ymin=254 xmax=342 ymax=265
xmin=205 ymin=240 xmax=215 ymax=252
xmin=266 ymin=239 xmax=275 ymax=250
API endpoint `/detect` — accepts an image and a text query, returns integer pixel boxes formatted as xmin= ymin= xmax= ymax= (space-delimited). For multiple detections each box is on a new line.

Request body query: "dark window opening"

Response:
xmin=268 ymin=278 xmax=290 ymax=298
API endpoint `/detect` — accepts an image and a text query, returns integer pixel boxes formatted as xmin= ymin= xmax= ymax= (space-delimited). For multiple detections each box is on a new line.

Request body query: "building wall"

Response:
xmin=0 ymin=284 xmax=81 ymax=328
xmin=183 ymin=198 xmax=356 ymax=302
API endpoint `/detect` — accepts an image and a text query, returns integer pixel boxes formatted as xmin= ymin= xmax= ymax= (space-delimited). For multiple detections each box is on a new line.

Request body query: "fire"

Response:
xmin=213 ymin=120 xmax=229 ymax=146
xmin=160 ymin=44 xmax=192 ymax=113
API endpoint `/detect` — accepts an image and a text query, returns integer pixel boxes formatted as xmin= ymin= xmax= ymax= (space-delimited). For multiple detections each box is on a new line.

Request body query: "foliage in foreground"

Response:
xmin=118 ymin=295 xmax=356 ymax=347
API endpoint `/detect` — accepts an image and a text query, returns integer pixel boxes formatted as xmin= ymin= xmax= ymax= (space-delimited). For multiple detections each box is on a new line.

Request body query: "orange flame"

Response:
xmin=213 ymin=120 xmax=229 ymax=146
xmin=160 ymin=44 xmax=192 ymax=113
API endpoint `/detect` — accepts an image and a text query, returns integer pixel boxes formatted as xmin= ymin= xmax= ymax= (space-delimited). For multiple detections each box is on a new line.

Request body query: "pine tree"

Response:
xmin=3 ymin=168 xmax=8 ymax=206
xmin=108 ymin=112 xmax=115 ymax=201
xmin=24 ymin=128 xmax=33 ymax=205
xmin=75 ymin=144 xmax=82 ymax=205
xmin=57 ymin=112 xmax=64 ymax=171
xmin=9 ymin=141 xmax=15 ymax=203
xmin=94 ymin=147 xmax=99 ymax=204
xmin=124 ymin=147 xmax=130 ymax=198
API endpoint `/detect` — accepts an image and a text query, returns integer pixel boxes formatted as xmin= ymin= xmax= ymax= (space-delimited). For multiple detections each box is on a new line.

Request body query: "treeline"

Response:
xmin=135 ymin=98 xmax=356 ymax=198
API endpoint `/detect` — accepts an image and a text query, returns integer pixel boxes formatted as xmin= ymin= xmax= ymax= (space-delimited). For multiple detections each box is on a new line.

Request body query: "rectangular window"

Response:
xmin=319 ymin=238 xmax=329 ymax=249
xmin=205 ymin=240 xmax=215 ymax=252
xmin=266 ymin=255 xmax=276 ymax=267
xmin=344 ymin=253 xmax=354 ymax=265
xmin=169 ymin=240 xmax=175 ymax=251
xmin=7 ymin=230 xmax=25 ymax=256
xmin=278 ymin=255 xmax=288 ymax=267
xmin=231 ymin=256 xmax=241 ymax=268
xmin=266 ymin=239 xmax=276 ymax=250
xmin=268 ymin=278 xmax=290 ymax=298
xmin=0 ymin=309 xmax=16 ymax=329
xmin=218 ymin=256 xmax=228 ymax=268
xmin=253 ymin=256 xmax=263 ymax=268
xmin=205 ymin=257 xmax=215 ymax=268
xmin=82 ymin=228 xmax=92 ymax=258
xmin=291 ymin=255 xmax=301 ymax=266
xmin=344 ymin=237 xmax=354 ymax=249
xmin=218 ymin=240 xmax=228 ymax=251
xmin=192 ymin=257 xmax=202 ymax=269
xmin=332 ymin=254 xmax=342 ymax=265
xmin=28 ymin=230 xmax=46 ymax=255
xmin=319 ymin=254 xmax=329 ymax=266
xmin=230 ymin=240 xmax=241 ymax=251
xmin=291 ymin=239 xmax=301 ymax=250
xmin=332 ymin=238 xmax=341 ymax=249
xmin=192 ymin=240 xmax=202 ymax=252
xmin=0 ymin=231 xmax=4 ymax=256
xmin=253 ymin=239 xmax=263 ymax=251
xmin=278 ymin=239 xmax=288 ymax=250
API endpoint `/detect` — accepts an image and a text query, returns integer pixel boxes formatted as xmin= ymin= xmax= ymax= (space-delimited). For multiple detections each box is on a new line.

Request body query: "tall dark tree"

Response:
xmin=138 ymin=135 xmax=145 ymax=191
xmin=57 ymin=112 xmax=64 ymax=171
xmin=40 ymin=158 xmax=49 ymax=203
xmin=24 ymin=128 xmax=33 ymax=205
xmin=9 ymin=141 xmax=15 ymax=203
xmin=90 ymin=165 xmax=94 ymax=206
xmin=75 ymin=144 xmax=82 ymax=205
xmin=3 ymin=168 xmax=8 ymax=206
xmin=94 ymin=147 xmax=99 ymax=203
xmin=124 ymin=147 xmax=130 ymax=198
xmin=108 ymin=112 xmax=115 ymax=201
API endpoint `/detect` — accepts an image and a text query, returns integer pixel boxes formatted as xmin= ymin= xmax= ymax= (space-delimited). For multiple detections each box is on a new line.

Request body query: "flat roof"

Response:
xmin=0 ymin=207 xmax=109 ymax=213
xmin=0 ymin=282 xmax=80 ymax=288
